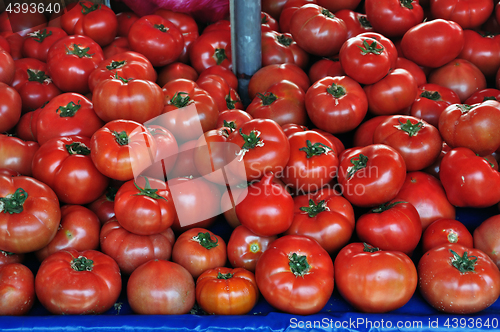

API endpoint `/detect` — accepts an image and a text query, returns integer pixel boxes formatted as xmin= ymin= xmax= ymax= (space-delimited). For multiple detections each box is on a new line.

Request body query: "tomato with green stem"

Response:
xmin=422 ymin=218 xmax=473 ymax=254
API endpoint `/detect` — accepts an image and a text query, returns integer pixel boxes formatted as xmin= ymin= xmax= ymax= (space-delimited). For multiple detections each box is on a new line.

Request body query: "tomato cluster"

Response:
xmin=2 ymin=0 xmax=500 ymax=319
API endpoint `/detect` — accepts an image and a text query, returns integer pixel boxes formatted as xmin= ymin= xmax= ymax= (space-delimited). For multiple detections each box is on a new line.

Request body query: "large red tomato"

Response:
xmin=430 ymin=0 xmax=494 ymax=29
xmin=365 ymin=0 xmax=424 ymax=38
xmin=0 ymin=47 xmax=15 ymax=85
xmin=189 ymin=30 xmax=232 ymax=74
xmin=261 ymin=30 xmax=309 ymax=70
xmin=21 ymin=27 xmax=68 ymax=62
xmin=0 ymin=263 xmax=35 ymax=315
xmin=458 ymin=30 xmax=500 ymax=78
xmin=0 ymin=82 xmax=21 ymax=134
xmin=0 ymin=135 xmax=39 ymax=177
xmin=473 ymin=215 xmax=500 ymax=270
xmin=422 ymin=218 xmax=473 ymax=254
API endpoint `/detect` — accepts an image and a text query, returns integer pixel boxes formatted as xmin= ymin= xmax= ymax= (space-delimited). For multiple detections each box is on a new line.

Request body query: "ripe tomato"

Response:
xmin=365 ymin=0 xmax=423 ymax=38
xmin=395 ymin=57 xmax=427 ymax=87
xmin=31 ymin=136 xmax=109 ymax=205
xmin=278 ymin=0 xmax=316 ymax=33
xmin=127 ymin=259 xmax=195 ymax=315
xmin=157 ymin=62 xmax=199 ymax=87
xmin=255 ymin=235 xmax=334 ymax=315
xmin=418 ymin=244 xmax=500 ymax=314
xmin=35 ymin=249 xmax=122 ymax=315
xmin=196 ymin=74 xmax=243 ymax=112
xmin=140 ymin=124 xmax=178 ymax=180
xmin=0 ymin=263 xmax=35 ymax=315
xmin=422 ymin=218 xmax=473 ymax=254
xmin=0 ymin=83 xmax=21 ymax=135
xmin=102 ymin=36 xmax=130 ymax=59
xmin=430 ymin=0 xmax=494 ymax=29
xmin=198 ymin=65 xmax=238 ymax=91
xmin=0 ymin=251 xmax=24 ymax=266
xmin=465 ymin=88 xmax=500 ymax=104
xmin=196 ymin=267 xmax=259 ymax=315
xmin=100 ymin=217 xmax=175 ymax=275
xmin=473 ymin=214 xmax=500 ymax=269
xmin=216 ymin=109 xmax=253 ymax=131
xmin=355 ymin=201 xmax=422 ymax=255
xmin=87 ymin=186 xmax=117 ymax=224
xmin=334 ymin=242 xmax=417 ymax=313
xmin=352 ymin=115 xmax=390 ymax=147
xmin=334 ymin=9 xmax=374 ymax=39
xmin=116 ymin=11 xmax=139 ymax=37
xmin=458 ymin=30 xmax=500 ymax=78
xmin=0 ymin=175 xmax=61 ymax=253
xmin=189 ymin=30 xmax=232 ymax=73
xmin=171 ymin=228 xmax=227 ymax=279
xmin=0 ymin=47 xmax=14 ymax=85
xmin=128 ymin=15 xmax=184 ymax=67
xmin=307 ymin=58 xmax=345 ymax=84
xmin=21 ymin=27 xmax=68 ymax=62
xmin=261 ymin=30 xmax=309 ymax=70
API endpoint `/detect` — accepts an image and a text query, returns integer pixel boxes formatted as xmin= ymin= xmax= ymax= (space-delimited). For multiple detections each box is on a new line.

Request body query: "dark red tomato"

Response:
xmin=88 ymin=51 xmax=157 ymax=93
xmin=0 ymin=175 xmax=61 ymax=254
xmin=356 ymin=201 xmax=422 ymax=255
xmin=0 ymin=250 xmax=24 ymax=266
xmin=430 ymin=0 xmax=494 ymax=29
xmin=418 ymin=244 xmax=500 ymax=314
xmin=202 ymin=20 xmax=231 ymax=34
xmin=216 ymin=109 xmax=253 ymax=131
xmin=373 ymin=115 xmax=442 ymax=171
xmin=196 ymin=74 xmax=244 ymax=112
xmin=15 ymin=109 xmax=38 ymax=142
xmin=90 ymin=119 xmax=157 ymax=181
xmin=474 ymin=214 xmax=500 ymax=270
xmin=189 ymin=30 xmax=232 ymax=74
xmin=21 ymin=27 xmax=68 ymax=62
xmin=172 ymin=228 xmax=227 ymax=279
xmin=2 ymin=33 xmax=24 ymax=61
xmin=102 ymin=36 xmax=131 ymax=59
xmin=157 ymin=62 xmax=199 ymax=87
xmin=312 ymin=129 xmax=345 ymax=155
xmin=307 ymin=58 xmax=345 ymax=84
xmin=0 ymin=83 xmax=21 ymax=133
xmin=261 ymin=0 xmax=291 ymax=20
xmin=140 ymin=124 xmax=179 ymax=180
xmin=227 ymin=225 xmax=277 ymax=272
xmin=198 ymin=64 xmax=238 ymax=91
xmin=440 ymin=147 xmax=500 ymax=208
xmin=286 ymin=188 xmax=355 ymax=255
xmin=335 ymin=242 xmax=417 ymax=313
xmin=0 ymin=263 xmax=35 ymax=315
xmin=365 ymin=0 xmax=424 ymax=38
xmin=35 ymin=93 xmax=104 ymax=146
xmin=337 ymin=144 xmax=407 ymax=208
xmin=334 ymin=9 xmax=374 ymax=39
xmin=167 ymin=140 xmax=201 ymax=179
xmin=465 ymin=88 xmax=500 ymax=104
xmin=32 ymin=136 xmax=109 ymax=205
xmin=317 ymin=0 xmax=362 ymax=13
xmin=352 ymin=115 xmax=390 ymax=147
xmin=365 ymin=68 xmax=419 ymax=115
xmin=289 ymin=4 xmax=347 ymax=57
xmin=87 ymin=186 xmax=117 ymax=224
xmin=0 ymin=44 xmax=15 ymax=85
xmin=127 ymin=259 xmax=195 ymax=315
xmin=236 ymin=172 xmax=294 ymax=236
xmin=261 ymin=30 xmax=309 ymax=70
xmin=255 ymin=235 xmax=334 ymax=315
xmin=128 ymin=15 xmax=184 ymax=67
xmin=46 ymin=35 xmax=104 ymax=94
xmin=410 ymin=83 xmax=461 ymax=128
xmin=35 ymin=249 xmax=122 ymax=314
xmin=60 ymin=1 xmax=118 ymax=47
xmin=458 ymin=30 xmax=500 ymax=78
xmin=35 ymin=205 xmax=100 ymax=262
xmin=116 ymin=11 xmax=139 ymax=37
xmin=0 ymin=35 xmax=10 ymax=53
xmin=428 ymin=59 xmax=487 ymax=103
xmin=422 ymin=218 xmax=473 ymax=254
xmin=248 ymin=63 xmax=310 ymax=99
xmin=305 ymin=75 xmax=368 ymax=134
xmin=100 ymin=217 xmax=175 ymax=275
xmin=439 ymin=100 xmax=500 ymax=156
xmin=261 ymin=11 xmax=280 ymax=32
xmin=3 ymin=11 xmax=47 ymax=37
xmin=246 ymin=80 xmax=307 ymax=126
xmin=11 ymin=58 xmax=46 ymax=91
xmin=395 ymin=57 xmax=427 ymax=87
xmin=401 ymin=19 xmax=464 ymax=69
xmin=278 ymin=0 xmax=316 ymax=33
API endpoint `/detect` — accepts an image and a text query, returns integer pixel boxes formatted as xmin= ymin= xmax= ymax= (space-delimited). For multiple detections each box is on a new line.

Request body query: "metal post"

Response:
xmin=230 ymin=0 xmax=262 ymax=107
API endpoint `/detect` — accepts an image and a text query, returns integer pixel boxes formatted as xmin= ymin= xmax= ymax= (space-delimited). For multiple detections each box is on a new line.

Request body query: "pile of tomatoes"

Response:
xmin=2 ymin=0 xmax=500 ymax=319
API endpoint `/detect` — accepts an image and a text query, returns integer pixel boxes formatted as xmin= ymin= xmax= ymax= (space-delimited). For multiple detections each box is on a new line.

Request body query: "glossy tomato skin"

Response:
xmin=196 ymin=267 xmax=259 ymax=315
xmin=128 ymin=15 xmax=184 ymax=67
xmin=418 ymin=243 xmax=500 ymax=314
xmin=401 ymin=19 xmax=464 ymax=68
xmin=227 ymin=225 xmax=277 ymax=272
xmin=335 ymin=242 xmax=417 ymax=313
xmin=127 ymin=259 xmax=195 ymax=315
xmin=256 ymin=235 xmax=334 ymax=315
xmin=0 ymin=135 xmax=38 ymax=177
xmin=334 ymin=9 xmax=374 ymax=39
xmin=305 ymin=75 xmax=368 ymax=134
xmin=308 ymin=58 xmax=345 ymax=84
xmin=102 ymin=36 xmax=130 ymax=59
xmin=458 ymin=30 xmax=500 ymax=78
xmin=356 ymin=201 xmax=422 ymax=255
xmin=0 ymin=47 xmax=15 ymax=85
xmin=171 ymin=228 xmax=227 ymax=279
xmin=430 ymin=0 xmax=494 ymax=29
xmin=352 ymin=115 xmax=390 ymax=147
xmin=46 ymin=35 xmax=104 ymax=94
xmin=0 ymin=82 xmax=21 ymax=134
xmin=116 ymin=11 xmax=139 ymax=37
xmin=440 ymin=147 xmax=500 ymax=208
xmin=196 ymin=74 xmax=244 ymax=112
xmin=86 ymin=185 xmax=117 ymax=225
xmin=157 ymin=62 xmax=199 ymax=87
xmin=337 ymin=144 xmax=406 ymax=208
xmin=189 ymin=30 xmax=232 ymax=74
xmin=216 ymin=109 xmax=253 ymax=131
xmin=422 ymin=218 xmax=473 ymax=254
xmin=261 ymin=30 xmax=309 ymax=70
xmin=474 ymin=215 xmax=500 ymax=270
xmin=278 ymin=0 xmax=315 ymax=33
xmin=465 ymin=88 xmax=500 ymax=104
xmin=140 ymin=124 xmax=178 ymax=179
xmin=35 ymin=249 xmax=122 ymax=315
xmin=395 ymin=57 xmax=427 ymax=87
xmin=32 ymin=136 xmax=109 ymax=205
xmin=365 ymin=0 xmax=424 ymax=38
xmin=100 ymin=217 xmax=175 ymax=275
xmin=35 ymin=205 xmax=101 ymax=262
xmin=0 ymin=175 xmax=61 ymax=254
xmin=0 ymin=263 xmax=35 ymax=315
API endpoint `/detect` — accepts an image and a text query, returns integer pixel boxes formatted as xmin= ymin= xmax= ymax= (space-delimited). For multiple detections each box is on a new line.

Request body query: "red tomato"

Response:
xmin=0 ymin=175 xmax=61 ymax=253
xmin=334 ymin=9 xmax=374 ymax=39
xmin=334 ymin=242 xmax=417 ymax=313
xmin=400 ymin=19 xmax=464 ymax=68
xmin=198 ymin=65 xmax=238 ymax=91
xmin=167 ymin=140 xmax=201 ymax=179
xmin=0 ymin=83 xmax=21 ymax=134
xmin=261 ymin=11 xmax=280 ymax=32
xmin=140 ymin=124 xmax=179 ymax=180
xmin=0 ymin=250 xmax=24 ymax=266
xmin=262 ymin=0 xmax=293 ymax=20
xmin=357 ymin=32 xmax=399 ymax=69
xmin=279 ymin=0 xmax=316 ymax=33
xmin=116 ymin=11 xmax=139 ymax=37
xmin=102 ymin=36 xmax=131 ymax=59
xmin=0 ymin=263 xmax=35 ymax=315
xmin=474 ymin=214 xmax=500 ymax=269
xmin=35 ymin=249 xmax=122 ymax=314
xmin=172 ymin=228 xmax=227 ymax=279
xmin=157 ymin=62 xmax=199 ymax=87
xmin=465 ymin=88 xmax=500 ymax=104
xmin=0 ymin=46 xmax=14 ymax=85
xmin=422 ymin=218 xmax=473 ymax=254
xmin=430 ymin=0 xmax=494 ymax=29
xmin=90 ymin=119 xmax=157 ymax=181
xmin=46 ymin=35 xmax=104 ymax=94
xmin=289 ymin=4 xmax=347 ymax=57
xmin=286 ymin=188 xmax=355 ymax=255
xmin=261 ymin=30 xmax=309 ymax=70
xmin=458 ymin=29 xmax=500 ymax=78
xmin=196 ymin=267 xmax=259 ymax=315
xmin=227 ymin=225 xmax=277 ymax=272
xmin=128 ymin=15 xmax=184 ymax=67
xmin=100 ymin=217 xmax=175 ymax=275
xmin=87 ymin=186 xmax=117 ymax=224
xmin=21 ymin=27 xmax=68 ymax=62
xmin=305 ymin=75 xmax=368 ymax=133
xmin=352 ymin=115 xmax=390 ymax=147
xmin=255 ymin=235 xmax=334 ymax=315
xmin=196 ymin=74 xmax=243 ymax=112
xmin=189 ymin=30 xmax=232 ymax=73
xmin=418 ymin=244 xmax=500 ymax=314
xmin=127 ymin=259 xmax=195 ymax=314
xmin=365 ymin=0 xmax=424 ymax=38
xmin=32 ymin=136 xmax=109 ymax=205
xmin=2 ymin=11 xmax=47 ymax=37
xmin=216 ymin=109 xmax=253 ymax=131
xmin=307 ymin=58 xmax=345 ymax=84
xmin=337 ymin=144 xmax=407 ymax=208
xmin=356 ymin=201 xmax=422 ymax=255
xmin=395 ymin=57 xmax=427 ymax=87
